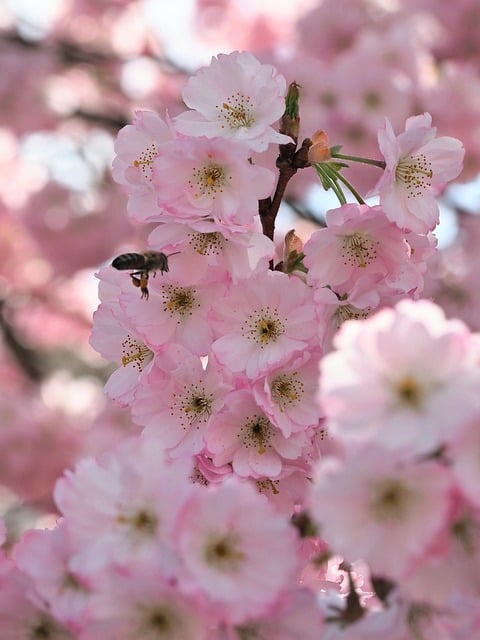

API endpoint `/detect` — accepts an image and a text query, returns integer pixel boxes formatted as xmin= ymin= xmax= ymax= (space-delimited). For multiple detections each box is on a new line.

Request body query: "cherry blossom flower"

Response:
xmin=214 ymin=589 xmax=325 ymax=640
xmin=131 ymin=344 xmax=232 ymax=457
xmin=14 ymin=521 xmax=92 ymax=633
xmin=174 ymin=51 xmax=292 ymax=152
xmin=90 ymin=266 xmax=178 ymax=407
xmin=312 ymin=274 xmax=380 ymax=352
xmin=112 ymin=109 xmax=175 ymax=222
xmin=401 ymin=509 xmax=480 ymax=608
xmin=90 ymin=301 xmax=155 ymax=407
xmin=53 ymin=436 xmax=193 ymax=577
xmin=371 ymin=112 xmax=464 ymax=233
xmin=119 ymin=269 xmax=225 ymax=356
xmin=0 ymin=565 xmax=75 ymax=639
xmin=205 ymin=388 xmax=308 ymax=478
xmin=253 ymin=468 xmax=313 ymax=515
xmin=174 ymin=478 xmax=300 ymax=623
xmin=152 ymin=135 xmax=275 ymax=227
xmin=319 ymin=299 xmax=480 ymax=454
xmin=79 ymin=564 xmax=210 ymax=640
xmin=252 ymin=350 xmax=324 ymax=437
xmin=303 ymin=203 xmax=411 ymax=289
xmin=210 ymin=270 xmax=318 ymax=380
xmin=147 ymin=220 xmax=274 ymax=285
xmin=310 ymin=448 xmax=453 ymax=580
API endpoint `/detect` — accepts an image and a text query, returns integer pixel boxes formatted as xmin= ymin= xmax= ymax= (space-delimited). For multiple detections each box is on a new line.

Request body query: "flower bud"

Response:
xmin=280 ymin=81 xmax=301 ymax=142
xmin=308 ymin=129 xmax=331 ymax=163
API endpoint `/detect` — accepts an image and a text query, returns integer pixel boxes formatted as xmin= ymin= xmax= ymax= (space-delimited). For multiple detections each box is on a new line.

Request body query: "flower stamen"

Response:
xmin=271 ymin=373 xmax=303 ymax=412
xmin=342 ymin=232 xmax=378 ymax=268
xmin=133 ymin=143 xmax=157 ymax=181
xmin=395 ymin=153 xmax=433 ymax=198
xmin=218 ymin=94 xmax=255 ymax=129
xmin=121 ymin=337 xmax=154 ymax=370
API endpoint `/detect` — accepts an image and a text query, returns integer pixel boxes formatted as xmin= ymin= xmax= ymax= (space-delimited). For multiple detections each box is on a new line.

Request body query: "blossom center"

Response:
xmin=163 ymin=286 xmax=198 ymax=317
xmin=369 ymin=478 xmax=415 ymax=522
xmin=61 ymin=572 xmax=88 ymax=594
xmin=342 ymin=232 xmax=378 ymax=268
xmin=133 ymin=143 xmax=157 ymax=181
xmin=188 ymin=231 xmax=223 ymax=256
xmin=190 ymin=159 xmax=228 ymax=197
xmin=396 ymin=375 xmax=424 ymax=408
xmin=138 ymin=603 xmax=182 ymax=636
xmin=242 ymin=308 xmax=285 ymax=346
xmin=175 ymin=383 xmax=213 ymax=428
xmin=333 ymin=303 xmax=370 ymax=328
xmin=452 ymin=516 xmax=476 ymax=553
xmin=117 ymin=508 xmax=158 ymax=537
xmin=241 ymin=414 xmax=274 ymax=455
xmin=218 ymin=94 xmax=255 ymax=129
xmin=364 ymin=90 xmax=382 ymax=109
xmin=236 ymin=623 xmax=261 ymax=640
xmin=408 ymin=603 xmax=435 ymax=636
xmin=256 ymin=477 xmax=280 ymax=496
xmin=30 ymin=614 xmax=63 ymax=640
xmin=121 ymin=336 xmax=154 ymax=370
xmin=204 ymin=533 xmax=245 ymax=569
xmin=271 ymin=372 xmax=303 ymax=411
xmin=395 ymin=153 xmax=433 ymax=197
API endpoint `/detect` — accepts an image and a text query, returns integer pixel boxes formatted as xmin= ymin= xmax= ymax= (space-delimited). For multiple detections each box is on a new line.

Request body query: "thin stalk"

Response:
xmin=331 ymin=152 xmax=386 ymax=170
xmin=334 ymin=171 xmax=366 ymax=205
xmin=315 ymin=164 xmax=347 ymax=205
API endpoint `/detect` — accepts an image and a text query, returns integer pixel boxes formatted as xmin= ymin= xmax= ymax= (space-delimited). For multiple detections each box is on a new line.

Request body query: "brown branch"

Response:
xmin=259 ymin=138 xmax=313 ymax=242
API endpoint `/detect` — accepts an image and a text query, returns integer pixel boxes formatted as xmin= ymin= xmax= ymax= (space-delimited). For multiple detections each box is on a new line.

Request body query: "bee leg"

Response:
xmin=129 ymin=273 xmax=149 ymax=299
xmin=139 ymin=272 xmax=150 ymax=300
xmin=130 ymin=274 xmax=142 ymax=288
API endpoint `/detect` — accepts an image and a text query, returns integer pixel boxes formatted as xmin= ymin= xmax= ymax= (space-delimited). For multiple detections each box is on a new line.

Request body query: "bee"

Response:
xmin=112 ymin=251 xmax=176 ymax=300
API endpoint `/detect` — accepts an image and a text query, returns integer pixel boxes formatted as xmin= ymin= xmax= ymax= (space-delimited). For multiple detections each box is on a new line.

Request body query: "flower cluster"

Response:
xmin=1 ymin=50 xmax=476 ymax=638
xmin=311 ymin=298 xmax=480 ymax=635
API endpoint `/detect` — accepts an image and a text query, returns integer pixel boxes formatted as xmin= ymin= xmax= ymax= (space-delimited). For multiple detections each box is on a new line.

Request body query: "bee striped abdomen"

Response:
xmin=112 ymin=253 xmax=147 ymax=271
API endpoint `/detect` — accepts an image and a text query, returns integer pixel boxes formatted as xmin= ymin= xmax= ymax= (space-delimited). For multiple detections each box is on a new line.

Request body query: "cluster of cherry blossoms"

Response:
xmin=2 ymin=49 xmax=480 ymax=639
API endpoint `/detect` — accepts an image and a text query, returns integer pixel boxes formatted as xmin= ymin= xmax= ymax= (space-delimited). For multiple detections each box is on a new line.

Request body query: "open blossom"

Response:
xmin=303 ymin=203 xmax=411 ymax=289
xmin=319 ymin=299 xmax=480 ymax=455
xmin=111 ymin=109 xmax=175 ymax=222
xmin=252 ymin=350 xmax=324 ymax=437
xmin=90 ymin=301 xmax=155 ymax=407
xmin=119 ymin=269 xmax=225 ymax=356
xmin=205 ymin=388 xmax=308 ymax=478
xmin=312 ymin=274 xmax=380 ymax=352
xmin=371 ymin=112 xmax=464 ymax=233
xmin=0 ymin=564 xmax=74 ymax=640
xmin=214 ymin=589 xmax=325 ymax=640
xmin=152 ymin=135 xmax=275 ymax=227
xmin=148 ymin=221 xmax=275 ymax=285
xmin=90 ymin=267 xmax=158 ymax=406
xmin=310 ymin=448 xmax=453 ymax=580
xmin=54 ymin=436 xmax=193 ymax=577
xmin=174 ymin=51 xmax=292 ymax=152
xmin=253 ymin=468 xmax=313 ymax=516
xmin=79 ymin=564 xmax=210 ymax=640
xmin=131 ymin=344 xmax=232 ymax=458
xmin=174 ymin=478 xmax=300 ymax=623
xmin=400 ymin=509 xmax=480 ymax=608
xmin=210 ymin=270 xmax=318 ymax=380
xmin=14 ymin=521 xmax=92 ymax=632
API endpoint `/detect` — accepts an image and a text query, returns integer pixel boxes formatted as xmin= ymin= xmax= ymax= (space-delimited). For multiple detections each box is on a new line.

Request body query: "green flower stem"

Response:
xmin=334 ymin=171 xmax=366 ymax=205
xmin=314 ymin=164 xmax=347 ymax=205
xmin=331 ymin=152 xmax=386 ymax=170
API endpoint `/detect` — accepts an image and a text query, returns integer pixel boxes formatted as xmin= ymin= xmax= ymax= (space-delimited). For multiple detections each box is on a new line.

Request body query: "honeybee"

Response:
xmin=112 ymin=251 xmax=175 ymax=299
